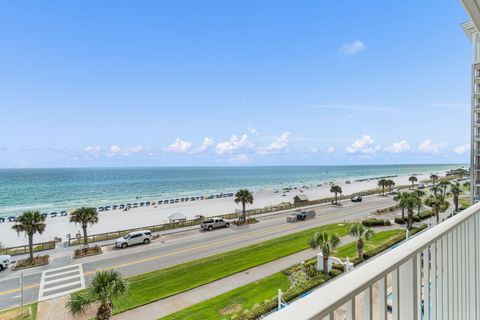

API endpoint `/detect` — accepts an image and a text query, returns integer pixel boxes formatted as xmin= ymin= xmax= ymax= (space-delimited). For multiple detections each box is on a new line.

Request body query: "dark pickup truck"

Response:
xmin=286 ymin=210 xmax=316 ymax=223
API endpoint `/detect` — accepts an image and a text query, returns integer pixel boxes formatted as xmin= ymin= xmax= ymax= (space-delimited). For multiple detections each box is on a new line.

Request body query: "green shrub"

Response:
xmin=332 ymin=263 xmax=345 ymax=272
xmin=394 ymin=217 xmax=405 ymax=224
xmin=362 ymin=218 xmax=391 ymax=227
xmin=362 ymin=234 xmax=405 ymax=260
xmin=329 ymin=268 xmax=342 ymax=278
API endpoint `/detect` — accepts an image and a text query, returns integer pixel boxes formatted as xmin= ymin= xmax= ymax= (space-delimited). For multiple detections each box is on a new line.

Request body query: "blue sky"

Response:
xmin=0 ymin=1 xmax=473 ymax=167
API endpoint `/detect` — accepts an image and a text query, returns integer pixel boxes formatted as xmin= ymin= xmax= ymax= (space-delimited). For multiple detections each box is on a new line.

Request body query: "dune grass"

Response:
xmin=160 ymin=229 xmax=404 ymax=320
xmin=110 ymin=222 xmax=351 ymax=314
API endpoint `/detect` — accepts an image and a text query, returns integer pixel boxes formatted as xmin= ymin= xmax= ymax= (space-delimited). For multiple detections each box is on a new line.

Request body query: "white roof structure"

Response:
xmin=168 ymin=212 xmax=186 ymax=221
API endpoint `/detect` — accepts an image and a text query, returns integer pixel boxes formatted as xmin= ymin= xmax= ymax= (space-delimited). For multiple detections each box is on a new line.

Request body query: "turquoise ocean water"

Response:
xmin=0 ymin=164 xmax=464 ymax=217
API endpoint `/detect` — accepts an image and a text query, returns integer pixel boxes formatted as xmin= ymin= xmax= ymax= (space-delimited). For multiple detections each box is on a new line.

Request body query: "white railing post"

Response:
xmin=378 ymin=277 xmax=387 ymax=320
xmin=422 ymin=247 xmax=430 ymax=320
xmin=431 ymin=241 xmax=437 ymax=320
xmin=345 ymin=298 xmax=355 ymax=320
xmin=363 ymin=287 xmax=372 ymax=320
xmin=392 ymin=269 xmax=399 ymax=320
xmin=398 ymin=256 xmax=419 ymax=320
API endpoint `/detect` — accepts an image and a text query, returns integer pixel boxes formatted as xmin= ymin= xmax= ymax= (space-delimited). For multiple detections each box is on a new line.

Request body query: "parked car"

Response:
xmin=201 ymin=218 xmax=230 ymax=231
xmin=115 ymin=230 xmax=153 ymax=248
xmin=0 ymin=255 xmax=11 ymax=271
xmin=351 ymin=195 xmax=362 ymax=202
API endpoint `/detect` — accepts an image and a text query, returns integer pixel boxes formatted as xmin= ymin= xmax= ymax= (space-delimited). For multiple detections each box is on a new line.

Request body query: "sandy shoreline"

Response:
xmin=0 ymin=171 xmax=440 ymax=247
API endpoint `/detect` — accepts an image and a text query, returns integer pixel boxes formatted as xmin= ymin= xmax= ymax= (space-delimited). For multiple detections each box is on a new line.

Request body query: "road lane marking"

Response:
xmin=38 ymin=264 xmax=85 ymax=301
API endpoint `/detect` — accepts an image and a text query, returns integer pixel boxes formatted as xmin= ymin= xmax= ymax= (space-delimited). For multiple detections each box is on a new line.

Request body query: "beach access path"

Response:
xmin=0 ymin=195 xmax=397 ymax=311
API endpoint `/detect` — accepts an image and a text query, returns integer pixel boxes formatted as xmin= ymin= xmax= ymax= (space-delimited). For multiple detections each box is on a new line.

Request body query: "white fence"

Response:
xmin=266 ymin=202 xmax=480 ymax=320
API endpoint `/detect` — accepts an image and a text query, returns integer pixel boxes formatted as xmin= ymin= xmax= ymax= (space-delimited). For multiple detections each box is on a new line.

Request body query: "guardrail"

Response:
xmin=0 ymin=241 xmax=56 ymax=256
xmin=266 ymin=199 xmax=480 ymax=320
xmin=67 ymin=185 xmax=411 ymax=246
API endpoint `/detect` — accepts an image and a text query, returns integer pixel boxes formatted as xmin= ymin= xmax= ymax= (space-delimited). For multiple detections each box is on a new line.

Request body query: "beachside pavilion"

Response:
xmin=265 ymin=2 xmax=480 ymax=319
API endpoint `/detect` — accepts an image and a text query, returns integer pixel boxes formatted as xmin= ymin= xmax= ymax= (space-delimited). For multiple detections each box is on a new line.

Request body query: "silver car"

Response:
xmin=115 ymin=230 xmax=153 ymax=248
xmin=201 ymin=218 xmax=230 ymax=231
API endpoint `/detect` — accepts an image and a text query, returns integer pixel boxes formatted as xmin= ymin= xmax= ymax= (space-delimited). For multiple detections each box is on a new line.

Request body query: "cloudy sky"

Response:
xmin=0 ymin=1 xmax=473 ymax=167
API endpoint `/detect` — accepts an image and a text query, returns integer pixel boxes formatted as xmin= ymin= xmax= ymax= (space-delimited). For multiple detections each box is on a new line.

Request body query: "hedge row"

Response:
xmin=362 ymin=218 xmax=391 ymax=227
xmin=375 ymin=204 xmax=400 ymax=215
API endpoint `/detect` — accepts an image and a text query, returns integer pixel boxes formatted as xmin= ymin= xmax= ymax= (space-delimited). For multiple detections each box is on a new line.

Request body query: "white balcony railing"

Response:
xmin=266 ymin=202 xmax=480 ymax=320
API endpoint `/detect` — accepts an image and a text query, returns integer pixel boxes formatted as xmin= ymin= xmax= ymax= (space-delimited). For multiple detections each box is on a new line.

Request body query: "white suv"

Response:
xmin=115 ymin=230 xmax=153 ymax=248
xmin=0 ymin=255 xmax=11 ymax=271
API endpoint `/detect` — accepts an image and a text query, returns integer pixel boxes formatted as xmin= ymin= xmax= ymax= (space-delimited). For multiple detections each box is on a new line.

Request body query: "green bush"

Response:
xmin=329 ymin=269 xmax=342 ymax=277
xmin=362 ymin=234 xmax=405 ymax=260
xmin=332 ymin=263 xmax=345 ymax=272
xmin=362 ymin=218 xmax=391 ymax=227
xmin=394 ymin=217 xmax=405 ymax=224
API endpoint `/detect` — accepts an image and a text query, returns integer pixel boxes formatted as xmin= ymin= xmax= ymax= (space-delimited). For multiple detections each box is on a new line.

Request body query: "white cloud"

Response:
xmin=216 ymin=134 xmax=253 ymax=155
xmin=384 ymin=140 xmax=411 ymax=154
xmin=453 ymin=144 xmax=470 ymax=155
xmin=109 ymin=145 xmax=147 ymax=156
xmin=191 ymin=137 xmax=215 ymax=154
xmin=258 ymin=132 xmax=291 ymax=155
xmin=326 ymin=146 xmax=335 ymax=154
xmin=228 ymin=154 xmax=251 ymax=164
xmin=340 ymin=40 xmax=366 ymax=56
xmin=247 ymin=127 xmax=260 ymax=136
xmin=417 ymin=140 xmax=447 ymax=154
xmin=346 ymin=135 xmax=379 ymax=155
xmin=85 ymin=145 xmax=101 ymax=154
xmin=165 ymin=138 xmax=192 ymax=154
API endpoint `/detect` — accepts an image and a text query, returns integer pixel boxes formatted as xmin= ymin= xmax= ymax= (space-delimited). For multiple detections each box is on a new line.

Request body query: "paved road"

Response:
xmin=0 ymin=195 xmax=395 ymax=310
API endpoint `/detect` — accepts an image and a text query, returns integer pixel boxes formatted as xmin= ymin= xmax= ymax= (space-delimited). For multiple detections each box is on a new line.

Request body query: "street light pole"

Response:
xmin=20 ymin=272 xmax=24 ymax=317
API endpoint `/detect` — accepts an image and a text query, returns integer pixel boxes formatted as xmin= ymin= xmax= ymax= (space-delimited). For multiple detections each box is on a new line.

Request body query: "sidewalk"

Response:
xmin=112 ymin=235 xmax=360 ymax=320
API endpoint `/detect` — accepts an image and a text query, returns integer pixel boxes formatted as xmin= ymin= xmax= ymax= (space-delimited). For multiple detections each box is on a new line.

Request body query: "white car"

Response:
xmin=0 ymin=255 xmax=11 ymax=271
xmin=115 ymin=230 xmax=153 ymax=248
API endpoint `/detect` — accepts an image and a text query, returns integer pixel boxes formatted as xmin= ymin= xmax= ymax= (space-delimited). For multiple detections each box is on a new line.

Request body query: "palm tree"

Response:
xmin=430 ymin=174 xmax=439 ymax=186
xmin=349 ymin=223 xmax=374 ymax=260
xmin=70 ymin=207 xmax=99 ymax=247
xmin=431 ymin=185 xmax=440 ymax=197
xmin=413 ymin=190 xmax=425 ymax=216
xmin=450 ymin=183 xmax=462 ymax=212
xmin=386 ymin=179 xmax=395 ymax=193
xmin=394 ymin=192 xmax=409 ymax=219
xmin=378 ymin=179 xmax=387 ymax=195
xmin=330 ymin=185 xmax=342 ymax=205
xmin=404 ymin=194 xmax=420 ymax=229
xmin=432 ymin=195 xmax=445 ymax=223
xmin=234 ymin=189 xmax=254 ymax=221
xmin=308 ymin=232 xmax=340 ymax=274
xmin=439 ymin=180 xmax=450 ymax=196
xmin=67 ymin=270 xmax=128 ymax=320
xmin=11 ymin=211 xmax=46 ymax=263
xmin=408 ymin=176 xmax=418 ymax=189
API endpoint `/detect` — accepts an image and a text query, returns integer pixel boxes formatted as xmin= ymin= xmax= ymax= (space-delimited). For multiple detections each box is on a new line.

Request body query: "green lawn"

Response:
xmin=111 ymin=223 xmax=351 ymax=314
xmin=162 ymin=272 xmax=290 ymax=320
xmin=0 ymin=303 xmax=38 ymax=320
xmin=160 ymin=229 xmax=404 ymax=320
xmin=334 ymin=229 xmax=404 ymax=260
xmin=459 ymin=197 xmax=470 ymax=211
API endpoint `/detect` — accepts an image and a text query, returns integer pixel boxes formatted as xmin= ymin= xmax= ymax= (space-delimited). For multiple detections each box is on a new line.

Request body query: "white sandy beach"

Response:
xmin=0 ymin=172 xmax=438 ymax=247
